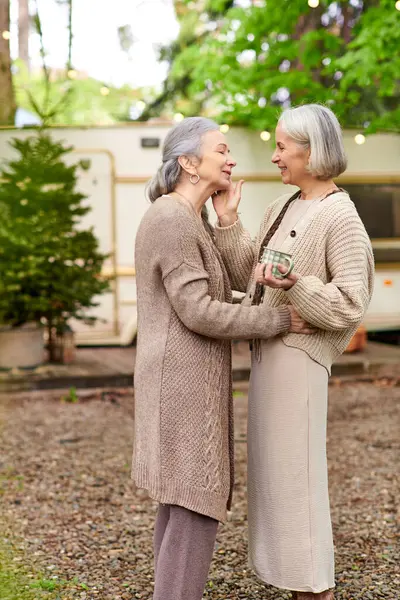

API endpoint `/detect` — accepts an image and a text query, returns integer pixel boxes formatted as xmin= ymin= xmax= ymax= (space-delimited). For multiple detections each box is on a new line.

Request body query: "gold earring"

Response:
xmin=189 ymin=174 xmax=200 ymax=184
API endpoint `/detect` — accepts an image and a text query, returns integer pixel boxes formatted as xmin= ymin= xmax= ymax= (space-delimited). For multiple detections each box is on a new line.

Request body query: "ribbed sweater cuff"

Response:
xmin=214 ymin=218 xmax=245 ymax=249
xmin=285 ymin=276 xmax=313 ymax=309
xmin=274 ymin=305 xmax=291 ymax=335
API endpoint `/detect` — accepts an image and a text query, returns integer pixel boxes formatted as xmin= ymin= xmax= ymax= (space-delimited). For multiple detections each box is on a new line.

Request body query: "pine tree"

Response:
xmin=0 ymin=133 xmax=109 ymax=360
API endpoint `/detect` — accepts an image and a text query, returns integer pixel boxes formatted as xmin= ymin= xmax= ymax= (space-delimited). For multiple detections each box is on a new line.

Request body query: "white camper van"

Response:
xmin=0 ymin=124 xmax=399 ymax=345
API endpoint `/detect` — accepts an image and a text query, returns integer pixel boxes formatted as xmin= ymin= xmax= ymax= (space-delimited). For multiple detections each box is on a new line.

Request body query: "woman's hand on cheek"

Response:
xmin=212 ymin=179 xmax=244 ymax=227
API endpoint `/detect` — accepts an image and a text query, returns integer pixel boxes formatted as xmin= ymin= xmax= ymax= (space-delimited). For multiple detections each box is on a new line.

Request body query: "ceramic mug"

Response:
xmin=261 ymin=247 xmax=294 ymax=279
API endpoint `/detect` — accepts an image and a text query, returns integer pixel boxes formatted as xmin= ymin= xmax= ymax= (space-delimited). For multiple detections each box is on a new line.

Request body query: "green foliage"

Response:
xmin=0 ymin=543 xmax=61 ymax=599
xmin=334 ymin=3 xmax=400 ymax=132
xmin=138 ymin=1 xmax=234 ymax=120
xmin=13 ymin=60 xmax=141 ymax=126
xmin=153 ymin=0 xmax=400 ymax=132
xmin=0 ymin=0 xmax=16 ymax=126
xmin=0 ymin=543 xmax=83 ymax=598
xmin=0 ymin=133 xmax=109 ymax=344
xmin=30 ymin=579 xmax=58 ymax=591
xmin=11 ymin=0 xmax=145 ymax=126
xmin=62 ymin=387 xmax=79 ymax=403
xmin=79 ymin=582 xmax=89 ymax=590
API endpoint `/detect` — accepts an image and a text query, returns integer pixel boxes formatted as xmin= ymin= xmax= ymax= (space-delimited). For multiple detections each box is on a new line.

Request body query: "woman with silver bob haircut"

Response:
xmin=132 ymin=116 xmax=312 ymax=600
xmin=279 ymin=103 xmax=348 ymax=180
xmin=213 ymin=104 xmax=374 ymax=599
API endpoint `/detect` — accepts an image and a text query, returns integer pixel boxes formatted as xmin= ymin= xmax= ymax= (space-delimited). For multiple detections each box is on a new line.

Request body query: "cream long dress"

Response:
xmin=247 ymin=198 xmax=335 ymax=593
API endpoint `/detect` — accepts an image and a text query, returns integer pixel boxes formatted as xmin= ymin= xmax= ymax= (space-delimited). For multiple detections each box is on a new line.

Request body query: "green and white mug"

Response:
xmin=261 ymin=247 xmax=294 ymax=279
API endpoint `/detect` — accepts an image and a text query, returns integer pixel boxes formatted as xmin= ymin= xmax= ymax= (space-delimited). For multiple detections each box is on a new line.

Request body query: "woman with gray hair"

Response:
xmin=213 ymin=104 xmax=374 ymax=599
xmin=131 ymin=116 xmax=312 ymax=600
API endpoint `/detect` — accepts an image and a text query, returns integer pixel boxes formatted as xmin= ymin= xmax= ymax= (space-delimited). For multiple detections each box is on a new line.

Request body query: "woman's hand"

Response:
xmin=254 ymin=262 xmax=299 ymax=291
xmin=255 ymin=263 xmax=314 ymax=334
xmin=287 ymin=306 xmax=316 ymax=334
xmin=212 ymin=179 xmax=244 ymax=227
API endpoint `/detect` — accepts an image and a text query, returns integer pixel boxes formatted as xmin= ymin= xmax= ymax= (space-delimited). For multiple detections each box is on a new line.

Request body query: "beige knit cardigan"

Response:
xmin=132 ymin=196 xmax=291 ymax=522
xmin=214 ymin=190 xmax=375 ymax=373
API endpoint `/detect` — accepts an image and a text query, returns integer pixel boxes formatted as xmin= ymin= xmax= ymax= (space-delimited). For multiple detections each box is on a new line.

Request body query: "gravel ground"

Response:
xmin=0 ymin=380 xmax=399 ymax=600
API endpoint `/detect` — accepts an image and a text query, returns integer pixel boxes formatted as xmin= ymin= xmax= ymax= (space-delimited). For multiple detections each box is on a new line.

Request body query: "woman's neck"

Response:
xmin=298 ymin=179 xmax=338 ymax=200
xmin=173 ymin=183 xmax=211 ymax=216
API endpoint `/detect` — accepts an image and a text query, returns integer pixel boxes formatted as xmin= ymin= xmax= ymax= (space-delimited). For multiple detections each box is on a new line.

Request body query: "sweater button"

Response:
xmin=290 ymin=230 xmax=296 ymax=237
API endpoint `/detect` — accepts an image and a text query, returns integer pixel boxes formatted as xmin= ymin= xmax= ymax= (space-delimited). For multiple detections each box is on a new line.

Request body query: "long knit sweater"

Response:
xmin=214 ymin=190 xmax=375 ymax=374
xmin=132 ymin=195 xmax=291 ymax=522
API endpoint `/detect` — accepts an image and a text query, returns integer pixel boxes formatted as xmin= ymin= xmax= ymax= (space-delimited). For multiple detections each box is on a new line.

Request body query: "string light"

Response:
xmin=173 ymin=113 xmax=184 ymax=122
xmin=2 ymin=30 xmax=11 ymax=40
xmin=308 ymin=0 xmax=319 ymax=7
xmin=354 ymin=134 xmax=366 ymax=145
xmin=260 ymin=131 xmax=271 ymax=141
xmin=67 ymin=69 xmax=77 ymax=79
xmin=396 ymin=0 xmax=400 ymax=10
xmin=136 ymin=100 xmax=146 ymax=110
xmin=220 ymin=124 xmax=229 ymax=133
xmin=100 ymin=86 xmax=110 ymax=96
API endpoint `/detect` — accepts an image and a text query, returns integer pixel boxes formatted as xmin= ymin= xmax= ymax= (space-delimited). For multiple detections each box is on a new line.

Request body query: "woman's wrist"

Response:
xmin=218 ymin=212 xmax=238 ymax=227
xmin=283 ymin=272 xmax=299 ymax=290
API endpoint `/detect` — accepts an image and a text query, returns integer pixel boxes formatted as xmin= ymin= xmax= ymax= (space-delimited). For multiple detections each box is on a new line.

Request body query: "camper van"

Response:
xmin=0 ymin=124 xmax=399 ymax=345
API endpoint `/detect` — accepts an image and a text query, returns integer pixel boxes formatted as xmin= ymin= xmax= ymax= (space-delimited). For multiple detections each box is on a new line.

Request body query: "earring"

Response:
xmin=189 ymin=174 xmax=200 ymax=185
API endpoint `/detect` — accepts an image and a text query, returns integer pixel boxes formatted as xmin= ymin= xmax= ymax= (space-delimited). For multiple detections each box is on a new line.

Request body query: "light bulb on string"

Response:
xmin=2 ymin=30 xmax=11 ymax=40
xmin=220 ymin=124 xmax=229 ymax=133
xmin=354 ymin=134 xmax=366 ymax=145
xmin=308 ymin=0 xmax=319 ymax=7
xmin=173 ymin=113 xmax=184 ymax=122
xmin=396 ymin=1 xmax=400 ymax=11
xmin=260 ymin=131 xmax=271 ymax=141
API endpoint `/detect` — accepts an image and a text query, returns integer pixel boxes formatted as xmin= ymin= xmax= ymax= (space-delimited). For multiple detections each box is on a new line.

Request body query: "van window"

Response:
xmin=344 ymin=184 xmax=400 ymax=263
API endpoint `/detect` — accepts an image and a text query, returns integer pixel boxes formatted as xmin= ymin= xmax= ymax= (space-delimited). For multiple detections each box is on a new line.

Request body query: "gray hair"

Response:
xmin=147 ymin=117 xmax=219 ymax=203
xmin=279 ymin=104 xmax=347 ymax=180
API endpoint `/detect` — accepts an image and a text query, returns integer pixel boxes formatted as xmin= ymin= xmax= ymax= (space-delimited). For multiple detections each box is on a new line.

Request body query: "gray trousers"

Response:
xmin=153 ymin=503 xmax=218 ymax=600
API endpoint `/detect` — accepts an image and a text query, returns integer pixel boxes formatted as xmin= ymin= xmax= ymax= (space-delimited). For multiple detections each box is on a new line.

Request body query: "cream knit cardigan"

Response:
xmin=214 ymin=190 xmax=375 ymax=373
xmin=132 ymin=196 xmax=291 ymax=522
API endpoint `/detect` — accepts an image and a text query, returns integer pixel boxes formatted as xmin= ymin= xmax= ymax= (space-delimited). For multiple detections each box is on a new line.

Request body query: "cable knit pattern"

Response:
xmin=132 ymin=196 xmax=292 ymax=523
xmin=203 ymin=339 xmax=226 ymax=493
xmin=214 ymin=191 xmax=375 ymax=374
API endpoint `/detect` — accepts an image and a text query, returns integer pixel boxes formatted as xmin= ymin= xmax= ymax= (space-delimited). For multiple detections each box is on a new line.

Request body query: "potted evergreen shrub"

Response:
xmin=0 ymin=132 xmax=109 ymax=368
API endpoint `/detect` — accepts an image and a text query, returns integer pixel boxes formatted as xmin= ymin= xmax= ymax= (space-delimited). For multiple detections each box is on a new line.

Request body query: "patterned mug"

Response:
xmin=261 ymin=247 xmax=294 ymax=279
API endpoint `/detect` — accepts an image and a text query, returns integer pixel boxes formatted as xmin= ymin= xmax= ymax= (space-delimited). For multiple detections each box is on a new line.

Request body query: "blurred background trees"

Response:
xmin=147 ymin=0 xmax=400 ymax=133
xmin=0 ymin=0 xmax=399 ymax=130
xmin=0 ymin=0 xmax=146 ymax=127
xmin=0 ymin=0 xmax=16 ymax=125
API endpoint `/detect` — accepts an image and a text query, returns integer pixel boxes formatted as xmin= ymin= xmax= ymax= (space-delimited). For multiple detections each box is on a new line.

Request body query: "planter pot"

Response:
xmin=51 ymin=329 xmax=76 ymax=364
xmin=0 ymin=323 xmax=44 ymax=369
xmin=345 ymin=324 xmax=367 ymax=353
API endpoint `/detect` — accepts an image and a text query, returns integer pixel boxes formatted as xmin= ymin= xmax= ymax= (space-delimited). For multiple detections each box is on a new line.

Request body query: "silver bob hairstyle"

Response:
xmin=147 ymin=116 xmax=219 ymax=203
xmin=278 ymin=104 xmax=347 ymax=180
